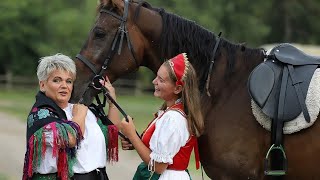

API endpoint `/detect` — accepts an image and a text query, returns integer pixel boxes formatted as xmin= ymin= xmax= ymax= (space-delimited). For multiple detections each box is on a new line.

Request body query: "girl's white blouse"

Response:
xmin=149 ymin=110 xmax=191 ymax=180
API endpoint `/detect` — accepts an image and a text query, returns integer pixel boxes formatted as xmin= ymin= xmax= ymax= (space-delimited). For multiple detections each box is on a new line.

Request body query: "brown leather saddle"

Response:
xmin=248 ymin=43 xmax=320 ymax=176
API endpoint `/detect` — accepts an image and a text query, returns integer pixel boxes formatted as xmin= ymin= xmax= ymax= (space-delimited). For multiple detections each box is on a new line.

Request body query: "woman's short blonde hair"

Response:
xmin=37 ymin=53 xmax=76 ymax=81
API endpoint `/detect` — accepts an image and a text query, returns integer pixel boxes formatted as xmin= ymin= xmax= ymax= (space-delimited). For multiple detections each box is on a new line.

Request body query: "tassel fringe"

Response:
xmin=23 ymin=121 xmax=83 ymax=180
xmin=107 ymin=125 xmax=119 ymax=163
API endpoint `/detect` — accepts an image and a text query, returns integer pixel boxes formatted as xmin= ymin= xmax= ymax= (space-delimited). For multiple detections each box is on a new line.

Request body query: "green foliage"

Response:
xmin=0 ymin=0 xmax=320 ymax=76
xmin=0 ymin=0 xmax=45 ymax=75
xmin=266 ymin=0 xmax=320 ymax=44
xmin=0 ymin=0 xmax=96 ymax=75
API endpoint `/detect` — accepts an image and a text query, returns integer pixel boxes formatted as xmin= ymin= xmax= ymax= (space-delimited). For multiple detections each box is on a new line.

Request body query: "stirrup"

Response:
xmin=264 ymin=144 xmax=288 ymax=176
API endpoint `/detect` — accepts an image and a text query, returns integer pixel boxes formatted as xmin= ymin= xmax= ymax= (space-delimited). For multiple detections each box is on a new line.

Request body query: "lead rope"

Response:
xmin=100 ymin=85 xmax=141 ymax=139
xmin=89 ymin=94 xmax=127 ymax=140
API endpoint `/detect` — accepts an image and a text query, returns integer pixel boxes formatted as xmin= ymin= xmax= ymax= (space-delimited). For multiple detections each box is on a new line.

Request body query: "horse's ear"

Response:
xmin=112 ymin=0 xmax=125 ymax=11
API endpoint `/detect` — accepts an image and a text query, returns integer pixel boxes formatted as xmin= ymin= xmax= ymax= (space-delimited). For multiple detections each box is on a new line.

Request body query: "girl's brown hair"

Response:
xmin=161 ymin=59 xmax=204 ymax=137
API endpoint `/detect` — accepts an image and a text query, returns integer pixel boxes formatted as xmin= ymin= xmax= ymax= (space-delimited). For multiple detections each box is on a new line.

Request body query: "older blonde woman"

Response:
xmin=23 ymin=54 xmax=119 ymax=180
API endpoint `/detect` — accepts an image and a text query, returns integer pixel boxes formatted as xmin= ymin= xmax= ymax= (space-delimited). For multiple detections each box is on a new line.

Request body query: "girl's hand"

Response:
xmin=120 ymin=115 xmax=136 ymax=139
xmin=120 ymin=136 xmax=135 ymax=150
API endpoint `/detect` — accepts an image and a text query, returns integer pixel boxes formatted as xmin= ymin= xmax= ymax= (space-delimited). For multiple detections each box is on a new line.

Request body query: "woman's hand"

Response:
xmin=72 ymin=104 xmax=88 ymax=120
xmin=72 ymin=104 xmax=88 ymax=135
xmin=100 ymin=76 xmax=116 ymax=101
xmin=120 ymin=136 xmax=135 ymax=150
xmin=120 ymin=115 xmax=136 ymax=139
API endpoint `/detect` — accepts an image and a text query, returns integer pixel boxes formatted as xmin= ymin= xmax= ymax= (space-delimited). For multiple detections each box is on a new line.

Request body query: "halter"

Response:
xmin=75 ymin=0 xmax=140 ymax=139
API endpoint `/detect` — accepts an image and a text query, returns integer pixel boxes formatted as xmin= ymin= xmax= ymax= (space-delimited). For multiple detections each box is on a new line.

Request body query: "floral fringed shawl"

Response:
xmin=22 ymin=92 xmax=83 ymax=180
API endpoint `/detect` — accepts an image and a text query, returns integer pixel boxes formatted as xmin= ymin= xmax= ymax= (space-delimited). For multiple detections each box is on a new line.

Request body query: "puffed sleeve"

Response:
xmin=149 ymin=110 xmax=190 ymax=166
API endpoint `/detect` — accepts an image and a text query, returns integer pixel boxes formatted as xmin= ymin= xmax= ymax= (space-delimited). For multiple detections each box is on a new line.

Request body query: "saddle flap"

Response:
xmin=250 ymin=59 xmax=317 ymax=121
xmin=272 ymin=44 xmax=320 ymax=65
xmin=248 ymin=63 xmax=275 ymax=108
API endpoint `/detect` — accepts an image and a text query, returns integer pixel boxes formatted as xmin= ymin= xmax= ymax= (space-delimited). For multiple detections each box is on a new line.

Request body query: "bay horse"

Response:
xmin=70 ymin=0 xmax=320 ymax=179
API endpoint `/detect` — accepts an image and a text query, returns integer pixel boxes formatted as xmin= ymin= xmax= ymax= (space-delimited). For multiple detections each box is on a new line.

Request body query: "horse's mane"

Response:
xmin=96 ymin=1 xmax=264 ymax=91
xmin=157 ymin=10 xmax=264 ymax=91
xmin=132 ymin=1 xmax=163 ymax=22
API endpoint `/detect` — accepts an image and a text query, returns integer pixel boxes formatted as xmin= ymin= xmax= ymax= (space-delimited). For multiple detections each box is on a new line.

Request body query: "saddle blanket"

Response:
xmin=252 ymin=68 xmax=320 ymax=134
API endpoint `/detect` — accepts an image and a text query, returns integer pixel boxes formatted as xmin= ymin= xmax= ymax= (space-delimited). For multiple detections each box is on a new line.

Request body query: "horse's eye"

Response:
xmin=93 ymin=28 xmax=106 ymax=39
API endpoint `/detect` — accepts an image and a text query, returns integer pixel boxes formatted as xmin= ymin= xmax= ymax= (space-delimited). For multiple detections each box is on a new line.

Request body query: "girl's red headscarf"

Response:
xmin=168 ymin=53 xmax=189 ymax=86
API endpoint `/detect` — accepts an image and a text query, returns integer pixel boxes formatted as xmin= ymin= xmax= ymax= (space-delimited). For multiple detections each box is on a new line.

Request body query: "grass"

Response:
xmin=0 ymin=87 xmax=38 ymax=120
xmin=0 ymin=174 xmax=8 ymax=180
xmin=0 ymin=87 xmax=203 ymax=177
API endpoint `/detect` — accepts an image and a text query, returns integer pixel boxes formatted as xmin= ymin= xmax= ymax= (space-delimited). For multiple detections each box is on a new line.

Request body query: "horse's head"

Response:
xmin=71 ymin=0 xmax=162 ymax=105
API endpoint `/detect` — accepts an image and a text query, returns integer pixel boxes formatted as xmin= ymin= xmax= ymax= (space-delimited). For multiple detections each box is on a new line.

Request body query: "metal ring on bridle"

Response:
xmin=91 ymin=75 xmax=105 ymax=90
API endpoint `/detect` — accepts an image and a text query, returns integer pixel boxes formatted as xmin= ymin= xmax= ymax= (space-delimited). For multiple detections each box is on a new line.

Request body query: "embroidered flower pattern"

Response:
xmin=38 ymin=109 xmax=50 ymax=119
xmin=27 ymin=108 xmax=61 ymax=128
xmin=27 ymin=114 xmax=34 ymax=128
xmin=31 ymin=107 xmax=38 ymax=112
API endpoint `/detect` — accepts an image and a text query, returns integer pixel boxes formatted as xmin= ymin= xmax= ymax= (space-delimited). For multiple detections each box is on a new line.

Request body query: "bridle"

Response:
xmin=75 ymin=0 xmax=140 ymax=138
xmin=76 ymin=0 xmax=138 ymax=101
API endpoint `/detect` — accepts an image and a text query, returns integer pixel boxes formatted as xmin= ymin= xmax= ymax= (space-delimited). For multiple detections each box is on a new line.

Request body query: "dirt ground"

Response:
xmin=0 ymin=112 xmax=205 ymax=180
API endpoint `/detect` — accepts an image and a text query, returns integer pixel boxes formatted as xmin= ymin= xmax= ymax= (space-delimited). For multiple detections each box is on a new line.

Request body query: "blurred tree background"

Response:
xmin=0 ymin=0 xmax=319 ymax=84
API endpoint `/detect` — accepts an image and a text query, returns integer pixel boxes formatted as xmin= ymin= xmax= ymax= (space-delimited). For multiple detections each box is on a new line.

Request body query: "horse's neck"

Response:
xmin=157 ymin=11 xmax=219 ymax=85
xmin=219 ymin=46 xmax=265 ymax=89
xmin=134 ymin=8 xmax=162 ymax=41
xmin=133 ymin=4 xmax=163 ymax=73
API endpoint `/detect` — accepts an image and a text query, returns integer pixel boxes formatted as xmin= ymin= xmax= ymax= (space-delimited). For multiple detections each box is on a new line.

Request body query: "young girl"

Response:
xmin=120 ymin=53 xmax=204 ymax=179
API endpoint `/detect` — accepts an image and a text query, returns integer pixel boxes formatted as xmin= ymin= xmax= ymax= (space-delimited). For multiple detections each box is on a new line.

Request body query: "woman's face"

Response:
xmin=152 ymin=64 xmax=179 ymax=104
xmin=39 ymin=69 xmax=74 ymax=108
